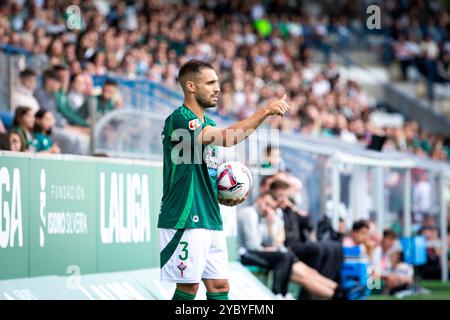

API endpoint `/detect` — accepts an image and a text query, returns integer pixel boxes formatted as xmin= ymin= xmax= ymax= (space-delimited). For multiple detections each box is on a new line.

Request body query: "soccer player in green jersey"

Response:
xmin=158 ymin=59 xmax=289 ymax=300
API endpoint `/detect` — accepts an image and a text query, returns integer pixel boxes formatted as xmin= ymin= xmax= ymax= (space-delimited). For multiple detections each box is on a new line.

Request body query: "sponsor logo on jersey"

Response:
xmin=188 ymin=119 xmax=200 ymax=130
xmin=205 ymin=146 xmax=218 ymax=177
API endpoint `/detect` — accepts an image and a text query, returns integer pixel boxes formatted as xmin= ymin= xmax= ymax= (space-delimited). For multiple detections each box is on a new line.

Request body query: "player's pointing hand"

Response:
xmin=265 ymin=94 xmax=290 ymax=116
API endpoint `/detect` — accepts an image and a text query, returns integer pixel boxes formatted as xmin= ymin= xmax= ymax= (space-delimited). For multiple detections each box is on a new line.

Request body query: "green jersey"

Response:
xmin=158 ymin=104 xmax=222 ymax=230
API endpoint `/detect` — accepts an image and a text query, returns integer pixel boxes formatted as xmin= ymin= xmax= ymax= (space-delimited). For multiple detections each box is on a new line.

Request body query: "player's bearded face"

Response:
xmin=195 ymin=69 xmax=220 ymax=109
xmin=195 ymin=90 xmax=217 ymax=109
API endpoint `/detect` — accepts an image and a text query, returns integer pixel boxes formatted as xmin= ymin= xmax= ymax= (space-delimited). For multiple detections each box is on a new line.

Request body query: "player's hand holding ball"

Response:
xmin=219 ymin=198 xmax=246 ymax=207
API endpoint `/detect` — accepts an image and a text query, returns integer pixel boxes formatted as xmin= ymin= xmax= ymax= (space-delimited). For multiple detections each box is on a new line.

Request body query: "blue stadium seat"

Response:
xmin=341 ymin=246 xmax=371 ymax=299
xmin=0 ymin=111 xmax=13 ymax=130
xmin=400 ymin=236 xmax=427 ymax=266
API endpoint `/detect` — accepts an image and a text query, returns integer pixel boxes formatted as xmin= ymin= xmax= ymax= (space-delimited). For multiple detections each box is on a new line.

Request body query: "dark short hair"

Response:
xmin=178 ymin=59 xmax=214 ymax=84
xmin=33 ymin=108 xmax=53 ymax=135
xmin=269 ymin=179 xmax=290 ymax=192
xmin=259 ymin=175 xmax=273 ymax=188
xmin=35 ymin=108 xmax=50 ymax=119
xmin=266 ymin=144 xmax=279 ymax=156
xmin=53 ymin=64 xmax=69 ymax=72
xmin=258 ymin=191 xmax=276 ymax=200
xmin=104 ymin=79 xmax=118 ymax=87
xmin=352 ymin=219 xmax=370 ymax=232
xmin=42 ymin=69 xmax=61 ymax=83
xmin=383 ymin=228 xmax=397 ymax=239
xmin=20 ymin=68 xmax=36 ymax=79
xmin=420 ymin=225 xmax=438 ymax=234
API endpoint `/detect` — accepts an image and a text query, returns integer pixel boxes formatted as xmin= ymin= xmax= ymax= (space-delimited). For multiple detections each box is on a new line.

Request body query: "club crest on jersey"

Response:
xmin=189 ymin=119 xmax=200 ymax=130
xmin=205 ymin=146 xmax=218 ymax=177
xmin=177 ymin=261 xmax=187 ymax=277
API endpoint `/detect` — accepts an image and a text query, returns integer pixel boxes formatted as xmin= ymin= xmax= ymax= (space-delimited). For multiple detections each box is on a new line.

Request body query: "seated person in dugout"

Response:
xmin=370 ymin=229 xmax=414 ymax=294
xmin=237 ymin=192 xmax=362 ymax=300
xmin=269 ymin=178 xmax=344 ymax=285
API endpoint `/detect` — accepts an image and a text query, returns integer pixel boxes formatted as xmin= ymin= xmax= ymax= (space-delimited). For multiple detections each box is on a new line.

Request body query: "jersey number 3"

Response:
xmin=179 ymin=241 xmax=189 ymax=260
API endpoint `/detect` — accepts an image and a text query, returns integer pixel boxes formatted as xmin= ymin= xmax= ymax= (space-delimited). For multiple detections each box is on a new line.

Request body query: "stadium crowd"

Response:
xmin=383 ymin=0 xmax=450 ymax=91
xmin=0 ymin=0 xmax=448 ymax=161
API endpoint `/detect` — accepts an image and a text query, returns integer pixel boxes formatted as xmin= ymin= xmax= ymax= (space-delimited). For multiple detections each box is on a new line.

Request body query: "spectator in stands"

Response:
xmin=238 ymin=192 xmax=362 ymax=300
xmin=261 ymin=144 xmax=286 ymax=171
xmin=371 ymin=229 xmax=414 ymax=294
xmin=33 ymin=109 xmax=60 ymax=154
xmin=11 ymin=106 xmax=36 ymax=152
xmin=343 ymin=220 xmax=374 ymax=259
xmin=34 ymin=69 xmax=64 ymax=125
xmin=67 ymin=73 xmax=89 ymax=114
xmin=9 ymin=130 xmax=25 ymax=152
xmin=270 ymin=179 xmax=315 ymax=253
xmin=0 ymin=129 xmax=25 ymax=152
xmin=436 ymin=51 xmax=450 ymax=83
xmin=393 ymin=34 xmax=415 ymax=81
xmin=34 ymin=69 xmax=89 ymax=154
xmin=270 ymin=178 xmax=344 ymax=286
xmin=12 ymin=68 xmax=40 ymax=113
xmin=96 ymin=79 xmax=122 ymax=117
xmin=420 ymin=34 xmax=440 ymax=101
xmin=54 ymin=66 xmax=90 ymax=128
xmin=53 ymin=64 xmax=71 ymax=93
xmin=417 ymin=225 xmax=442 ymax=280
xmin=367 ymin=220 xmax=382 ymax=258
xmin=237 ymin=192 xmax=294 ymax=299
xmin=317 ymin=215 xmax=346 ymax=242
xmin=413 ymin=169 xmax=431 ymax=216
xmin=259 ymin=174 xmax=275 ymax=194
xmin=0 ymin=1 xmax=448 ymax=161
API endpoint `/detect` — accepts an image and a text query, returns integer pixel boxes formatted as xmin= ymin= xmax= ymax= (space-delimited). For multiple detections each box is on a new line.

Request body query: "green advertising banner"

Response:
xmin=29 ymin=157 xmax=97 ymax=277
xmin=0 ymin=155 xmax=30 ymax=280
xmin=0 ymin=152 xmax=239 ymax=289
xmin=95 ymin=160 xmax=163 ymax=272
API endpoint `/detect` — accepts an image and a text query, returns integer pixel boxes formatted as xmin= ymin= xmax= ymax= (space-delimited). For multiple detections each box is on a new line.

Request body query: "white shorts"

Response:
xmin=159 ymin=228 xmax=228 ymax=283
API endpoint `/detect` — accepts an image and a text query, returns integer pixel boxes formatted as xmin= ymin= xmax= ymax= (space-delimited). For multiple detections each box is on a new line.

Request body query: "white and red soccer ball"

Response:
xmin=217 ymin=161 xmax=253 ymax=202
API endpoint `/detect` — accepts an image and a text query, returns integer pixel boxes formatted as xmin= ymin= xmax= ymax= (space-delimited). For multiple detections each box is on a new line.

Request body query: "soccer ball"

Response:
xmin=217 ymin=161 xmax=253 ymax=202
